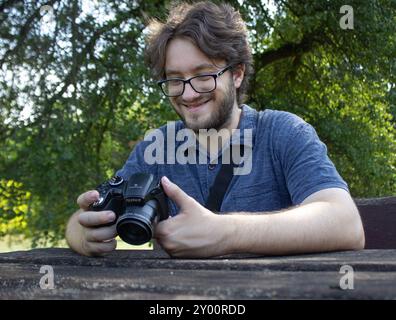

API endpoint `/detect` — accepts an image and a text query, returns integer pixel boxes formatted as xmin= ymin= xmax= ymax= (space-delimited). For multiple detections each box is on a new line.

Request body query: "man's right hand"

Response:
xmin=66 ymin=190 xmax=117 ymax=256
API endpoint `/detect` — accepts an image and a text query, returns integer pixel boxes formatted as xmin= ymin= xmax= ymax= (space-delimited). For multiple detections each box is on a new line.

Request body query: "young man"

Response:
xmin=66 ymin=2 xmax=365 ymax=257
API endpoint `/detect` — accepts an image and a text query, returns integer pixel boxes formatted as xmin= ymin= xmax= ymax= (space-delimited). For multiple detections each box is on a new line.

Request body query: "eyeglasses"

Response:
xmin=157 ymin=65 xmax=233 ymax=97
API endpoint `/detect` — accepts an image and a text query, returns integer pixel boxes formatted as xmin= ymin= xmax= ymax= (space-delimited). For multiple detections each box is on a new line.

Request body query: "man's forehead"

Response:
xmin=165 ymin=62 xmax=218 ymax=75
xmin=164 ymin=38 xmax=225 ymax=76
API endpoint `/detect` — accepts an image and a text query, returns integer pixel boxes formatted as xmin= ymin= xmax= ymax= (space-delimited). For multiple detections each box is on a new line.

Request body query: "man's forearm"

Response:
xmin=221 ymin=201 xmax=365 ymax=256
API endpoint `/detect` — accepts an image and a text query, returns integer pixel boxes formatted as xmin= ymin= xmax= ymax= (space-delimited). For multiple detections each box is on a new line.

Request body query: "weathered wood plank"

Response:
xmin=354 ymin=196 xmax=396 ymax=249
xmin=1 ymin=248 xmax=396 ymax=299
xmin=1 ymin=263 xmax=395 ymax=299
xmin=1 ymin=248 xmax=396 ymax=271
xmin=355 ymin=197 xmax=396 ymax=206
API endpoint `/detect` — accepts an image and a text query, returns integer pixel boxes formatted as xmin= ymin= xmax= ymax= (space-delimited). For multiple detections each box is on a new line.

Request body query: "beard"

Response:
xmin=172 ymin=78 xmax=236 ymax=132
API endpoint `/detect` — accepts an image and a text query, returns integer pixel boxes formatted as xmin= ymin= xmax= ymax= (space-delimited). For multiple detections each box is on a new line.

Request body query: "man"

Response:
xmin=65 ymin=1 xmax=365 ymax=257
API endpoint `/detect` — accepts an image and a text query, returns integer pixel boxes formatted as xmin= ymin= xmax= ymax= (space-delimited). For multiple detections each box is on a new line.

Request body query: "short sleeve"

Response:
xmin=275 ymin=112 xmax=349 ymax=205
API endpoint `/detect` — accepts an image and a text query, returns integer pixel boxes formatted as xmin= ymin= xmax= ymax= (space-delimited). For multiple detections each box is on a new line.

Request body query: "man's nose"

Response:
xmin=182 ymin=82 xmax=200 ymax=100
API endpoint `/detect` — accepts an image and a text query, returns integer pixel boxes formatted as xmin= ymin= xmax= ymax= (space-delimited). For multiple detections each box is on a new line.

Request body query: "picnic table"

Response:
xmin=0 ymin=247 xmax=396 ymax=299
xmin=0 ymin=197 xmax=395 ymax=300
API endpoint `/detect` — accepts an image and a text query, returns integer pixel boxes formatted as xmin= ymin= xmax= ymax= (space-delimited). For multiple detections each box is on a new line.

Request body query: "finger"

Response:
xmin=153 ymin=216 xmax=176 ymax=239
xmin=154 ymin=236 xmax=177 ymax=256
xmin=85 ymin=225 xmax=117 ymax=242
xmin=78 ymin=210 xmax=116 ymax=228
xmin=153 ymin=220 xmax=167 ymax=239
xmin=161 ymin=176 xmax=195 ymax=210
xmin=84 ymin=239 xmax=117 ymax=256
xmin=77 ymin=190 xmax=99 ymax=210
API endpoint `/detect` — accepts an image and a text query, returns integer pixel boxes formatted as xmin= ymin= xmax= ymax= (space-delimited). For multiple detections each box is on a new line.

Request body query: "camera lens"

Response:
xmin=116 ymin=200 xmax=158 ymax=245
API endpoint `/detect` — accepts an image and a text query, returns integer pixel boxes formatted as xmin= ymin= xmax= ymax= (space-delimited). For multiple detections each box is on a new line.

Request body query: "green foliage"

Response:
xmin=247 ymin=0 xmax=396 ymax=197
xmin=0 ymin=0 xmax=395 ymax=245
xmin=0 ymin=180 xmax=30 ymax=236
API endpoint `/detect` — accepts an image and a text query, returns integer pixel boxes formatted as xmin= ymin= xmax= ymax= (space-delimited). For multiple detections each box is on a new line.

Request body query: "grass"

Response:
xmin=0 ymin=235 xmax=152 ymax=253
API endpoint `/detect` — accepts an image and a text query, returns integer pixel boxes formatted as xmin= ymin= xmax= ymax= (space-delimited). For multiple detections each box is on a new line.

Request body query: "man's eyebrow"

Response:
xmin=165 ymin=63 xmax=218 ymax=77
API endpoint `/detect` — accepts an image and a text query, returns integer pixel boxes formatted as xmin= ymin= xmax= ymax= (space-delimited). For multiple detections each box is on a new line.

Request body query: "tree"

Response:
xmin=0 ymin=0 xmax=395 ymax=246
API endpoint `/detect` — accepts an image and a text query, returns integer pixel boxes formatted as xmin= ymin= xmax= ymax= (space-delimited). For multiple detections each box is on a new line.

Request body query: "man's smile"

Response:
xmin=183 ymin=98 xmax=211 ymax=113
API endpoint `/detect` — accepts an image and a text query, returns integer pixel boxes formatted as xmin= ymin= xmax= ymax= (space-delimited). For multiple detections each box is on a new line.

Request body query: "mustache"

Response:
xmin=176 ymin=93 xmax=213 ymax=105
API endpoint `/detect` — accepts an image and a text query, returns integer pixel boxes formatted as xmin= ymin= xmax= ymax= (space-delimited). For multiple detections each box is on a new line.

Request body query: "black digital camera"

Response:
xmin=89 ymin=173 xmax=169 ymax=245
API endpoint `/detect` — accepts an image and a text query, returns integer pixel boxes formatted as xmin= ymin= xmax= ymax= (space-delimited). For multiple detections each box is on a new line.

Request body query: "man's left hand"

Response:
xmin=154 ymin=176 xmax=232 ymax=258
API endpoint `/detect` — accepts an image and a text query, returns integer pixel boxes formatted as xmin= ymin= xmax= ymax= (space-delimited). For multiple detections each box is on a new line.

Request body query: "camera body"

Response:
xmin=90 ymin=173 xmax=169 ymax=245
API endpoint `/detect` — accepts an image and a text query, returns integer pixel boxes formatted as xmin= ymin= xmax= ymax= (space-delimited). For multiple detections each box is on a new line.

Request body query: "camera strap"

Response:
xmin=205 ymin=145 xmax=244 ymax=212
xmin=205 ymin=108 xmax=259 ymax=212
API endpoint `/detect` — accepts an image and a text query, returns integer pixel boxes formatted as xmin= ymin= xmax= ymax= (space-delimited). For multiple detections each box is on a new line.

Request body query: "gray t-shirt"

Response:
xmin=116 ymin=105 xmax=349 ymax=216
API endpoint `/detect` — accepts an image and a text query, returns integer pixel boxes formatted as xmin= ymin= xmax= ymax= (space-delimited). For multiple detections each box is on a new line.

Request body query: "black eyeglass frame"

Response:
xmin=157 ymin=65 xmax=233 ymax=97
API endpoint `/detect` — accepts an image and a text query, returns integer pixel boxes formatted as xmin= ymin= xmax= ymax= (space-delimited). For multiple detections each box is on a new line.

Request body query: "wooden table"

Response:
xmin=0 ymin=248 xmax=395 ymax=299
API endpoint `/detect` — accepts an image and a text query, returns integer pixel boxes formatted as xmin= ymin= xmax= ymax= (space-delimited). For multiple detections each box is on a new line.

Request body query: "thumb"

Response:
xmin=161 ymin=176 xmax=195 ymax=211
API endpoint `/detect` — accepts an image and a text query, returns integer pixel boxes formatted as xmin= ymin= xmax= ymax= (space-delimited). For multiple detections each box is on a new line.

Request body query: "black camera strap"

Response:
xmin=205 ymin=145 xmax=244 ymax=212
xmin=205 ymin=108 xmax=259 ymax=212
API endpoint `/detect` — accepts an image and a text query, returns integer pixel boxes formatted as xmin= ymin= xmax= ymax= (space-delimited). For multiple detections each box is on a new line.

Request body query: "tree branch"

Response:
xmin=254 ymin=33 xmax=318 ymax=71
xmin=0 ymin=0 xmax=58 ymax=68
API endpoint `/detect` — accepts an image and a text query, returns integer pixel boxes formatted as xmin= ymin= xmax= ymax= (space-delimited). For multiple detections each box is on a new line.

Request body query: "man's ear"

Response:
xmin=232 ymin=64 xmax=245 ymax=89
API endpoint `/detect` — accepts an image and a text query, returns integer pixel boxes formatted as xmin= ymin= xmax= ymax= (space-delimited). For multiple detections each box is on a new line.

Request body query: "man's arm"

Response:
xmin=155 ymin=177 xmax=365 ymax=258
xmin=222 ymin=188 xmax=365 ymax=256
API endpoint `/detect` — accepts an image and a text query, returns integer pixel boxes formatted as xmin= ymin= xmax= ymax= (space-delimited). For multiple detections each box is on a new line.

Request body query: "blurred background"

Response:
xmin=0 ymin=0 xmax=395 ymax=251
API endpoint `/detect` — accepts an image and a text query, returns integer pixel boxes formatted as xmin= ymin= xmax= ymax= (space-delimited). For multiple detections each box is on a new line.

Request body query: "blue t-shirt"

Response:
xmin=116 ymin=105 xmax=349 ymax=216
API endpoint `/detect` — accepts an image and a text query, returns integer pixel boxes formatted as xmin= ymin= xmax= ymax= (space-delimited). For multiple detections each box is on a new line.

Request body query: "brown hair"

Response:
xmin=145 ymin=1 xmax=253 ymax=104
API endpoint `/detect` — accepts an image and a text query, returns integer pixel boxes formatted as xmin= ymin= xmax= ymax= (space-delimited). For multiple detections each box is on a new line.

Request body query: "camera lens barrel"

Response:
xmin=116 ymin=199 xmax=158 ymax=245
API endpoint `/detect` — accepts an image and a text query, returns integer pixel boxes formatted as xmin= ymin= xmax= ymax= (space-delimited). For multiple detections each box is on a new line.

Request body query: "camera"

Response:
xmin=89 ymin=173 xmax=169 ymax=245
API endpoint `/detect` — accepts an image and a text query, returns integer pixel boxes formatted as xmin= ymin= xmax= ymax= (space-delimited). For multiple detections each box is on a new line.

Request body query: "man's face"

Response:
xmin=164 ymin=38 xmax=240 ymax=132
